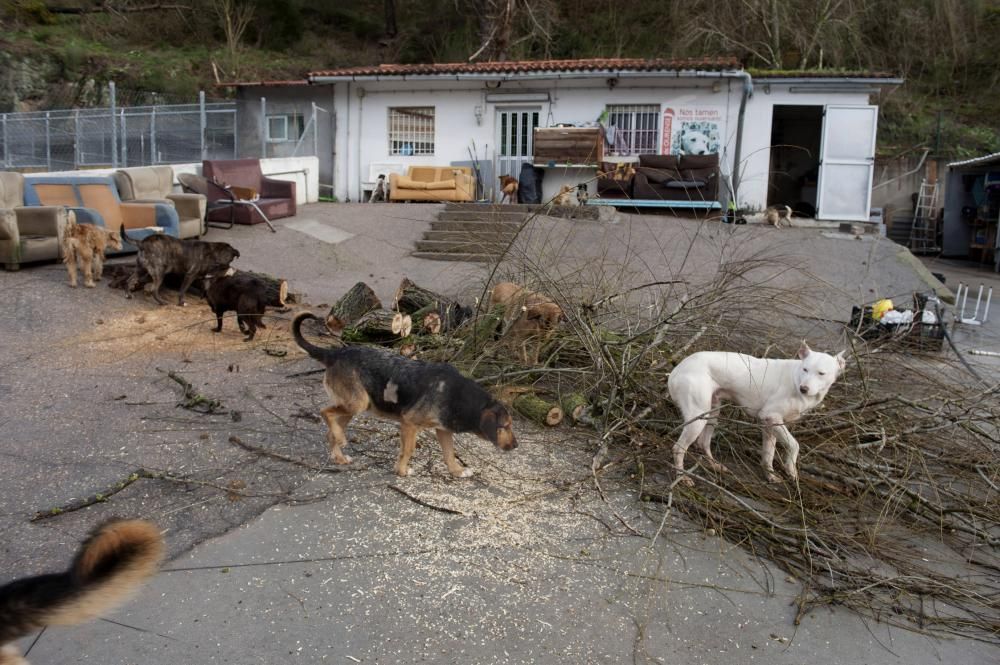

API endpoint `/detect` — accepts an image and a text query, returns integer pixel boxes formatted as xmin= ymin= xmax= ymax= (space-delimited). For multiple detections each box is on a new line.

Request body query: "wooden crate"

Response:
xmin=532 ymin=127 xmax=604 ymax=165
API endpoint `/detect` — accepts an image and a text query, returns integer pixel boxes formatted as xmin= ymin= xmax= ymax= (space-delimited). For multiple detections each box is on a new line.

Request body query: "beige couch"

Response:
xmin=114 ymin=165 xmax=206 ymax=238
xmin=0 ymin=171 xmax=70 ymax=271
xmin=389 ymin=166 xmax=475 ymax=202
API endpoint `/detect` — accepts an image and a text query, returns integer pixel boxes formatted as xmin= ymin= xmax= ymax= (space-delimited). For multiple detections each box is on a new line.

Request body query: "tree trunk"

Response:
xmin=233 ymin=270 xmax=288 ymax=307
xmin=394 ymin=278 xmax=472 ymax=332
xmin=514 ymin=393 xmax=563 ymax=426
xmin=327 ymin=282 xmax=382 ymax=334
xmin=559 ymin=393 xmax=589 ymax=423
xmin=346 ymin=308 xmax=407 ymax=342
xmin=384 ymin=0 xmax=398 ymax=37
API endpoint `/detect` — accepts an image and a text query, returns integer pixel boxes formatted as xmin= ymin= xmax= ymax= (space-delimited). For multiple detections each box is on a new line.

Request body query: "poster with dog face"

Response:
xmin=661 ymin=107 xmax=722 ymax=155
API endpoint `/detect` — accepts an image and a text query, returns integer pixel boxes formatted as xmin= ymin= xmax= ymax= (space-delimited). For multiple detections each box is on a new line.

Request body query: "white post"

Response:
xmin=109 ymin=81 xmax=117 ymax=168
xmin=199 ymin=90 xmax=207 ymax=160
xmin=260 ymin=97 xmax=267 ymax=158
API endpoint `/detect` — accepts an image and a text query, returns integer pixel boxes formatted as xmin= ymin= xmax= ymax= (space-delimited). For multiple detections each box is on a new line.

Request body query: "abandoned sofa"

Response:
xmin=202 ymin=159 xmax=296 ymax=225
xmin=114 ymin=165 xmax=206 ymax=239
xmin=23 ymin=175 xmax=179 ymax=253
xmin=389 ymin=166 xmax=475 ymax=202
xmin=0 ymin=171 xmax=71 ymax=270
xmin=631 ymin=153 xmax=720 ymax=202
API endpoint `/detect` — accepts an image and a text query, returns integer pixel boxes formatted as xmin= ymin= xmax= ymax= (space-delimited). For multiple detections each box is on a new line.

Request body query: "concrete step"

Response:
xmin=412 ymin=251 xmax=497 ymax=263
xmin=437 ymin=210 xmax=528 ymax=223
xmin=414 ymin=239 xmax=507 ymax=253
xmin=422 ymin=229 xmax=519 ymax=242
xmin=430 ymin=219 xmax=523 ymax=232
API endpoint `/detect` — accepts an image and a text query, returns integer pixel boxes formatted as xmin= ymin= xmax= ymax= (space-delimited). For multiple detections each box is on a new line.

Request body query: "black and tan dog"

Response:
xmin=0 ymin=519 xmax=164 ymax=665
xmin=204 ymin=270 xmax=286 ymax=341
xmin=293 ymin=312 xmax=517 ymax=478
xmin=121 ymin=228 xmax=240 ymax=306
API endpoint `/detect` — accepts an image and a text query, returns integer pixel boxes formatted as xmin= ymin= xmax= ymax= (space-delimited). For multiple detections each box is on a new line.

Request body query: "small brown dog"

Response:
xmin=553 ymin=184 xmax=575 ymax=206
xmin=499 ymin=175 xmax=518 ymax=204
xmin=489 ymin=281 xmax=565 ymax=364
xmin=62 ymin=217 xmax=123 ymax=288
xmin=765 ymin=205 xmax=793 ymax=228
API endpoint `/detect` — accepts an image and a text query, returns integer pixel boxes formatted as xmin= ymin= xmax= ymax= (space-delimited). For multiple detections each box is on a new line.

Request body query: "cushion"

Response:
xmin=0 ymin=172 xmax=24 ymax=209
xmin=679 ymin=153 xmax=719 ymax=169
xmin=665 ymin=180 xmax=707 ymax=189
xmin=32 ymin=183 xmax=79 ymax=208
xmin=425 ymin=179 xmax=457 ymax=191
xmin=394 ymin=177 xmax=428 ymax=190
xmin=638 ymin=154 xmax=679 ymax=169
xmin=78 ymin=184 xmax=124 ymax=231
xmin=408 ymin=167 xmax=439 ymax=183
xmin=636 ymin=167 xmax=677 ymax=185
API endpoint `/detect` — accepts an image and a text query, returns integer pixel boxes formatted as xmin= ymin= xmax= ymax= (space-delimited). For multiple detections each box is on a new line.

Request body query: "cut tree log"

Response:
xmin=394 ymin=277 xmax=473 ymax=332
xmin=514 ymin=394 xmax=564 ymax=427
xmin=241 ymin=271 xmax=291 ymax=306
xmin=346 ymin=308 xmax=409 ymax=342
xmin=421 ymin=312 xmax=442 ymax=334
xmin=327 ymin=282 xmax=381 ymax=334
xmin=559 ymin=393 xmax=589 ymax=423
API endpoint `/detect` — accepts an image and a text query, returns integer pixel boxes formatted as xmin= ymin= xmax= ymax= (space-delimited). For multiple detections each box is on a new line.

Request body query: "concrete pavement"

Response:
xmin=2 ymin=204 xmax=994 ymax=664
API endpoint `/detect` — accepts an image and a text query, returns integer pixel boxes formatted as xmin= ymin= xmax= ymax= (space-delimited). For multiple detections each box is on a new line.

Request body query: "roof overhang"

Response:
xmin=948 ymin=152 xmax=1000 ymax=169
xmin=308 ymin=68 xmax=748 ymax=84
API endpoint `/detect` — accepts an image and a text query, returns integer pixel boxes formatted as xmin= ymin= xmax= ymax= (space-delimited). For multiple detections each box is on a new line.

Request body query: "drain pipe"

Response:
xmin=730 ymin=71 xmax=754 ymax=209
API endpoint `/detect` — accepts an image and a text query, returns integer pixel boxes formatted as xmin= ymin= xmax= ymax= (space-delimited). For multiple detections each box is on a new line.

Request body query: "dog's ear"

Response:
xmin=797 ymin=341 xmax=812 ymax=359
xmin=835 ymin=350 xmax=847 ymax=370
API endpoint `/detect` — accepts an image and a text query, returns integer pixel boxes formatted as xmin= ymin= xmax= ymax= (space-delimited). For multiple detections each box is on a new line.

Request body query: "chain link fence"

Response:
xmin=0 ymin=82 xmax=238 ymax=172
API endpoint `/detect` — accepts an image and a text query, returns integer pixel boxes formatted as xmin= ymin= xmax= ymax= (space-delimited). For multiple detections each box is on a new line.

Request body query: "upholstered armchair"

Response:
xmin=0 ymin=171 xmax=70 ymax=271
xmin=114 ymin=165 xmax=206 ymax=238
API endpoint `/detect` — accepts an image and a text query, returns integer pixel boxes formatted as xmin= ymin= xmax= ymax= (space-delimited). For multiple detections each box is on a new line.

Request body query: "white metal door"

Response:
xmin=496 ymin=107 xmax=540 ymax=181
xmin=816 ymin=105 xmax=878 ymax=221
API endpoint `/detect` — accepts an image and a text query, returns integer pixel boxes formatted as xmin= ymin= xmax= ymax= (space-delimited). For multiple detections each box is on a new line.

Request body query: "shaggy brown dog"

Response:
xmin=63 ymin=218 xmax=123 ymax=288
xmin=0 ymin=520 xmax=164 ymax=665
xmin=489 ymin=281 xmax=565 ymax=364
xmin=499 ymin=175 xmax=519 ymax=204
xmin=292 ymin=312 xmax=517 ymax=478
xmin=121 ymin=228 xmax=240 ymax=306
xmin=553 ymin=184 xmax=575 ymax=206
xmin=765 ymin=205 xmax=793 ymax=228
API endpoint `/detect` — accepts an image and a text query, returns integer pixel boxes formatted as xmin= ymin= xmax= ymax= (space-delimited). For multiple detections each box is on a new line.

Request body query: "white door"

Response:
xmin=496 ymin=107 xmax=540 ymax=182
xmin=816 ymin=105 xmax=878 ymax=221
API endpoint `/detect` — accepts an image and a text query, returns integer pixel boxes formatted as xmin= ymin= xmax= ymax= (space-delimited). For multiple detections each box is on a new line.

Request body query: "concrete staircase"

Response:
xmin=413 ymin=202 xmax=604 ymax=262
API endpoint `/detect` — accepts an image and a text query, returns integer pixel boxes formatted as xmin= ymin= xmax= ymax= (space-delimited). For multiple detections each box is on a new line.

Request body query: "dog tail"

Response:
xmin=292 ymin=312 xmax=334 ymax=362
xmin=0 ymin=520 xmax=164 ymax=648
xmin=119 ymin=225 xmax=138 ymax=246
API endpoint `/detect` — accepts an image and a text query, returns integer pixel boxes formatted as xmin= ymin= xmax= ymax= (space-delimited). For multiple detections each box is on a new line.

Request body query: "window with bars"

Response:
xmin=266 ymin=114 xmax=305 ymax=142
xmin=388 ymin=107 xmax=435 ymax=156
xmin=605 ymin=104 xmax=660 ymax=155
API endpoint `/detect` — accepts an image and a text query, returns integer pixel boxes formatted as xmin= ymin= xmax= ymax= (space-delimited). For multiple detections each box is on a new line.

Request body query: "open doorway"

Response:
xmin=768 ymin=105 xmax=823 ymax=217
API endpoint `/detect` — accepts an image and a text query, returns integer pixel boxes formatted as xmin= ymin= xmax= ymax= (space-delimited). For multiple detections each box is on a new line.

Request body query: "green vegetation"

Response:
xmin=0 ymin=0 xmax=997 ymax=157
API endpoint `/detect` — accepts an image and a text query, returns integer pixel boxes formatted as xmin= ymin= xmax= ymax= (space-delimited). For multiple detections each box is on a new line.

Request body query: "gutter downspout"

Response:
xmin=730 ymin=71 xmax=753 ymax=208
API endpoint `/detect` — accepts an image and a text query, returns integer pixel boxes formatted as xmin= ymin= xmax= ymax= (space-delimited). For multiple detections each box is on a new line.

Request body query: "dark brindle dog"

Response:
xmin=120 ymin=228 xmax=240 ymax=306
xmin=204 ymin=270 xmax=280 ymax=341
xmin=292 ymin=312 xmax=517 ymax=478
xmin=0 ymin=520 xmax=164 ymax=665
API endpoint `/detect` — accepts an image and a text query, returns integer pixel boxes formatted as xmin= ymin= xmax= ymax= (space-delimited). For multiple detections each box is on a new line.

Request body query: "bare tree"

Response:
xmin=468 ymin=0 xmax=556 ymax=62
xmin=214 ymin=0 xmax=255 ymax=78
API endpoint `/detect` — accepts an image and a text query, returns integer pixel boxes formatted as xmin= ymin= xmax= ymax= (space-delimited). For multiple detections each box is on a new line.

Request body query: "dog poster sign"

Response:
xmin=662 ymin=107 xmax=723 ymax=156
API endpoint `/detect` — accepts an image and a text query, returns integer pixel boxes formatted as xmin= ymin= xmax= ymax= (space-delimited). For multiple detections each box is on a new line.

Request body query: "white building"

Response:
xmin=235 ymin=58 xmax=900 ymax=221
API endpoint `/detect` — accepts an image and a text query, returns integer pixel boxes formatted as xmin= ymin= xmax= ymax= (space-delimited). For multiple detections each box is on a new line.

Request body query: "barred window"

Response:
xmin=266 ymin=114 xmax=305 ymax=142
xmin=388 ymin=107 xmax=435 ymax=156
xmin=605 ymin=104 xmax=659 ymax=155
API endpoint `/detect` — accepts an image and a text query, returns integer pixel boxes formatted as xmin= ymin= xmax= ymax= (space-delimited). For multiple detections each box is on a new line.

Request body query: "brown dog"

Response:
xmin=765 ymin=205 xmax=793 ymax=228
xmin=62 ymin=217 xmax=123 ymax=288
xmin=292 ymin=312 xmax=517 ymax=478
xmin=553 ymin=184 xmax=575 ymax=206
xmin=121 ymin=228 xmax=240 ymax=306
xmin=499 ymin=175 xmax=518 ymax=204
xmin=489 ymin=281 xmax=565 ymax=364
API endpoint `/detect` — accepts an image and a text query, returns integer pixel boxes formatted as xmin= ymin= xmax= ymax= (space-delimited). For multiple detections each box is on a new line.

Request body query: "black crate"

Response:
xmin=849 ymin=294 xmax=944 ymax=352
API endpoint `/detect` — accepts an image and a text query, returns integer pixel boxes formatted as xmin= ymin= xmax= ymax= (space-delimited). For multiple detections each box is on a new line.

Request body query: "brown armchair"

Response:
xmin=595 ymin=161 xmax=636 ymax=199
xmin=202 ymin=159 xmax=296 ymax=225
xmin=632 ymin=154 xmax=719 ymax=202
xmin=114 ymin=165 xmax=206 ymax=238
xmin=0 ymin=171 xmax=70 ymax=271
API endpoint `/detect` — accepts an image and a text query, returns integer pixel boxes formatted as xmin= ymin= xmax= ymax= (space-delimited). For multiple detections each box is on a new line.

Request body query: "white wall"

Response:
xmin=33 ymin=156 xmax=320 ymax=205
xmin=333 ymin=76 xmax=742 ymax=203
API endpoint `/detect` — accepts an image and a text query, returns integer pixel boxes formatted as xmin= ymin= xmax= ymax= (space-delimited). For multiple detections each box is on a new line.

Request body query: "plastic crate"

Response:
xmin=850 ymin=293 xmax=944 ymax=351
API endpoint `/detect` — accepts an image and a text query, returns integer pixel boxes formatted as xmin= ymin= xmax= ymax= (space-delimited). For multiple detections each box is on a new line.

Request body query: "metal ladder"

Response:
xmin=909 ymin=179 xmax=940 ymax=254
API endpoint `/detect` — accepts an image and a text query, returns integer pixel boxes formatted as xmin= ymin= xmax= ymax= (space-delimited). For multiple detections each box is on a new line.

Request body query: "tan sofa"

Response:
xmin=0 ymin=171 xmax=70 ymax=271
xmin=114 ymin=165 xmax=206 ymax=238
xmin=389 ymin=166 xmax=475 ymax=202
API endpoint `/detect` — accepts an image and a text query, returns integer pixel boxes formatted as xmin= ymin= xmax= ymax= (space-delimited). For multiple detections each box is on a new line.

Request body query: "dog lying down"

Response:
xmin=667 ymin=343 xmax=845 ymax=486
xmin=292 ymin=312 xmax=517 ymax=478
xmin=0 ymin=520 xmax=164 ymax=665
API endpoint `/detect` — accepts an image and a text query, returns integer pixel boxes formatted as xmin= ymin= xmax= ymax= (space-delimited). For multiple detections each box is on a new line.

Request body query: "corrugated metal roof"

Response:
xmin=309 ymin=57 xmax=741 ymax=78
xmin=949 ymin=152 xmax=1000 ymax=169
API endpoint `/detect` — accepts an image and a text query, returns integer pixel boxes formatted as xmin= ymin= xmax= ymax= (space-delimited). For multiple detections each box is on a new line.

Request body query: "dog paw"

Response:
xmin=332 ymin=453 xmax=353 ymax=465
xmin=677 ymin=475 xmax=695 ymax=488
xmin=766 ymin=472 xmax=782 ymax=483
xmin=84 ymin=282 xmax=95 ymax=288
xmin=68 ymin=283 xmax=77 ymax=288
xmin=453 ymin=467 xmax=475 ymax=478
xmin=396 ymin=466 xmax=413 ymax=477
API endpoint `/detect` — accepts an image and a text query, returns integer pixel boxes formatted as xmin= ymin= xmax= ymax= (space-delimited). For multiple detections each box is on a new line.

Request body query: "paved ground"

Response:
xmin=2 ymin=204 xmax=995 ymax=664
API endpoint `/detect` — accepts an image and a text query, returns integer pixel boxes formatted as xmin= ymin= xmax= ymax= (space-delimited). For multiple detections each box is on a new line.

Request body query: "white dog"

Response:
xmin=680 ymin=129 xmax=711 ymax=155
xmin=667 ymin=343 xmax=846 ymax=485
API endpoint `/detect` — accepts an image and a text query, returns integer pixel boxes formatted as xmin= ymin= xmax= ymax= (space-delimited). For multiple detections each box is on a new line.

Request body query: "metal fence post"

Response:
xmin=1 ymin=113 xmax=7 ymax=168
xmin=260 ymin=97 xmax=267 ymax=159
xmin=312 ymin=102 xmax=319 ymax=158
xmin=74 ymin=109 xmax=80 ymax=168
xmin=151 ymin=103 xmax=157 ymax=164
xmin=109 ymin=81 xmax=117 ymax=168
xmin=45 ymin=111 xmax=51 ymax=171
xmin=199 ymin=90 xmax=207 ymax=160
xmin=120 ymin=108 xmax=127 ymax=167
